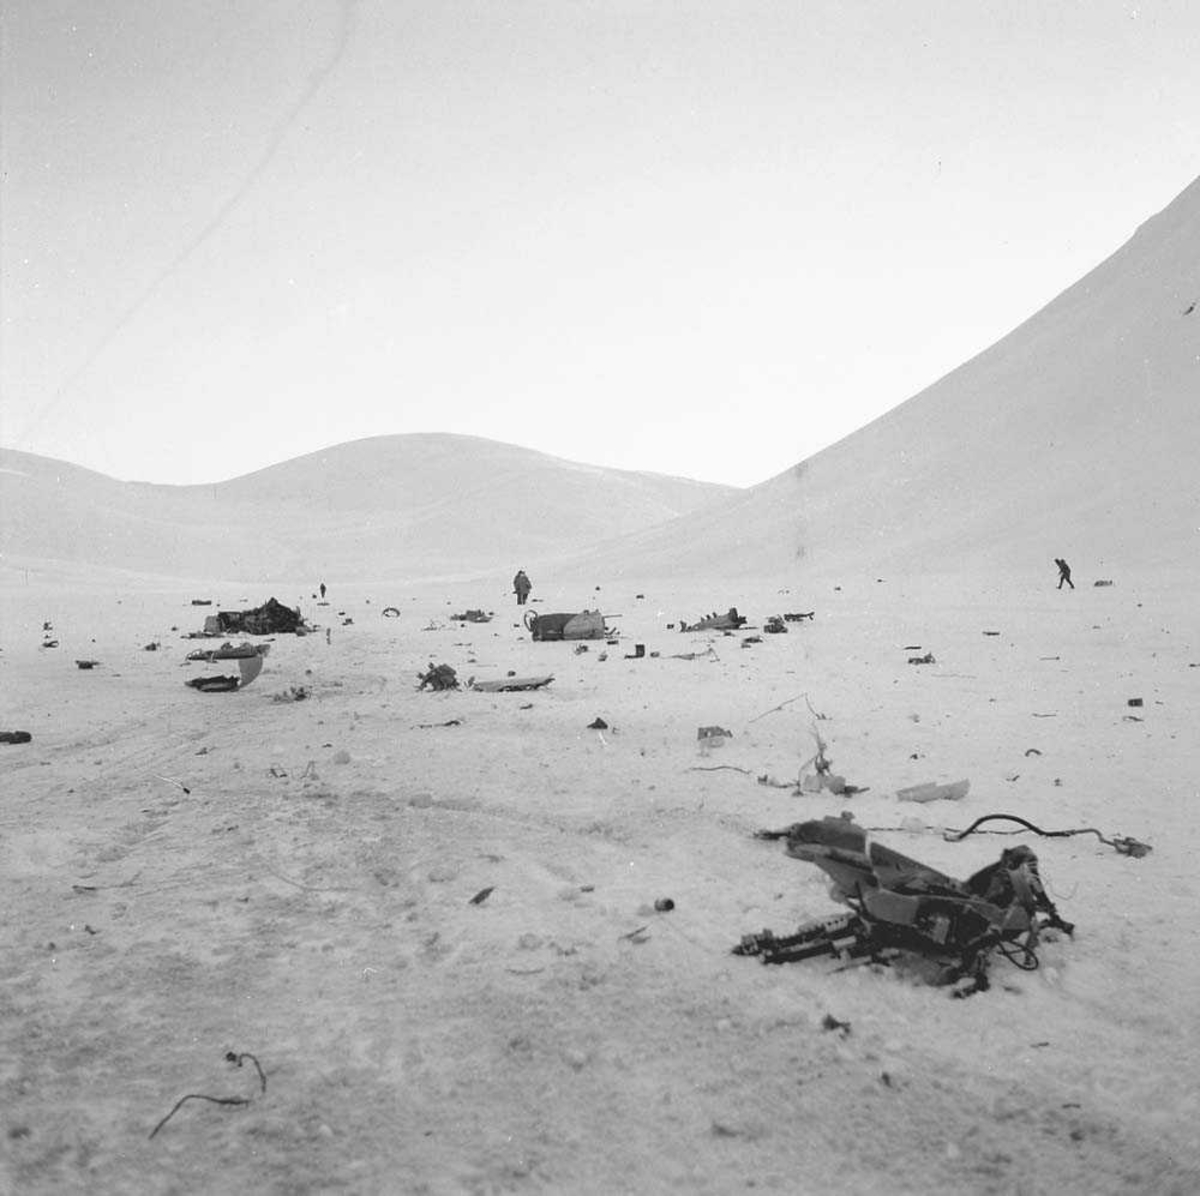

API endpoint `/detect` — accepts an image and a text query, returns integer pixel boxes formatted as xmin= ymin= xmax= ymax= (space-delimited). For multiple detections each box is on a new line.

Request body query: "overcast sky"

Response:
xmin=3 ymin=0 xmax=1199 ymax=488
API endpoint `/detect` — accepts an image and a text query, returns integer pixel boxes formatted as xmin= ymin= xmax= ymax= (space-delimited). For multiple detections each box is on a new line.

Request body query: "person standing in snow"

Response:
xmin=513 ymin=570 xmax=532 ymax=605
xmin=1055 ymin=558 xmax=1074 ymax=590
xmin=319 ymin=581 xmax=327 ymax=600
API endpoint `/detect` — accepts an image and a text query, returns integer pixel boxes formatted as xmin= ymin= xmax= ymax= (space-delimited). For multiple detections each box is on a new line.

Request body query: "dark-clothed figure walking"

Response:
xmin=513 ymin=570 xmax=532 ymax=605
xmin=1055 ymin=559 xmax=1074 ymax=590
xmin=319 ymin=581 xmax=327 ymax=600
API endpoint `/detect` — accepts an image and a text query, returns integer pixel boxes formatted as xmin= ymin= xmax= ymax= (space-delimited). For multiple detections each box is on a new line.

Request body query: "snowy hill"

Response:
xmin=572 ymin=175 xmax=1200 ymax=582
xmin=0 ymin=434 xmax=735 ymax=583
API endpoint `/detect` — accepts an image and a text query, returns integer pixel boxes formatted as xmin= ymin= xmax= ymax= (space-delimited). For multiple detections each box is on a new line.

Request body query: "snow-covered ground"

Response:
xmin=3 ymin=570 xmax=1196 ymax=1194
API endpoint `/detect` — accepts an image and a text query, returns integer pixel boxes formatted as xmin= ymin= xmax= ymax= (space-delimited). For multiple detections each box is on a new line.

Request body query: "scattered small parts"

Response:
xmin=469 ymin=674 xmax=554 ymax=693
xmin=573 ymin=644 xmax=589 ymax=654
xmin=588 ymin=717 xmax=609 ymax=730
xmin=763 ymin=616 xmax=787 ymax=634
xmin=149 ymin=1051 xmax=267 ymax=1139
xmin=450 ymin=609 xmax=493 ymax=623
xmin=736 ymin=815 xmax=1073 ymax=995
xmin=897 ymin=779 xmax=970 ymax=804
xmin=908 ymin=652 xmax=936 ymax=666
xmin=680 ymin=607 xmax=747 ymax=632
xmin=271 ymin=686 xmax=309 ymax=703
xmin=1 ymin=731 xmax=33 ymax=745
xmin=418 ymin=663 xmax=459 ymax=691
xmin=525 ymin=610 xmax=608 ymax=641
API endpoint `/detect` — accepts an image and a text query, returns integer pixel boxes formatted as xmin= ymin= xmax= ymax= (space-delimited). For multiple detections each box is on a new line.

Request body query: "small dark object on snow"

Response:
xmin=783 ymin=611 xmax=815 ymax=622
xmin=1 ymin=731 xmax=32 ymax=744
xmin=821 ymin=1014 xmax=851 ymax=1036
xmin=625 ymin=644 xmax=645 ymax=659
xmin=418 ymin=663 xmax=459 ymax=691
xmin=1024 ymin=748 xmax=1043 ymax=757
xmin=1127 ymin=698 xmax=1143 ymax=707
xmin=654 ymin=897 xmax=675 ymax=912
xmin=764 ymin=616 xmax=787 ymax=634
xmin=143 ymin=642 xmax=159 ymax=651
xmin=736 ymin=815 xmax=1073 ymax=996
xmin=697 ymin=725 xmax=732 ymax=741
xmin=190 ymin=599 xmax=212 ymax=606
xmin=382 ymin=607 xmax=401 ymax=618
xmin=741 ymin=636 xmax=762 ymax=646
xmin=908 ymin=652 xmax=936 ymax=665
xmin=469 ymin=886 xmax=495 ymax=905
xmin=75 ymin=659 xmax=99 ymax=669
xmin=588 ymin=717 xmax=609 ymax=730
xmin=148 ymin=1050 xmax=266 ymax=1140
xmin=1094 ymin=579 xmax=1114 ymax=587
xmin=983 ymin=630 xmax=1001 ymax=636
xmin=450 ymin=609 xmax=492 ymax=623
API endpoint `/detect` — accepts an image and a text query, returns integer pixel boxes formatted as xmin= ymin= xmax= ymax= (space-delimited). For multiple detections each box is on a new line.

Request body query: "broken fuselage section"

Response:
xmin=735 ymin=816 xmax=1073 ymax=995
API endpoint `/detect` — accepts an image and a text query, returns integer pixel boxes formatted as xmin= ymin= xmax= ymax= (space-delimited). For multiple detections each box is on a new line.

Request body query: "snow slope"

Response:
xmin=571 ymin=175 xmax=1200 ymax=582
xmin=0 ymin=434 xmax=735 ymax=584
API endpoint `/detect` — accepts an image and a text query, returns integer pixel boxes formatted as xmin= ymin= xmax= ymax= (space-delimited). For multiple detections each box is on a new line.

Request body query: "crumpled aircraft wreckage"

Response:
xmin=524 ymin=610 xmax=608 ymax=641
xmin=735 ymin=815 xmax=1073 ymax=996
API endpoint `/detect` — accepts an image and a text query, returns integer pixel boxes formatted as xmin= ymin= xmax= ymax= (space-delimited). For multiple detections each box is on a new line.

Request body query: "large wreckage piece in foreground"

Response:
xmin=735 ymin=815 xmax=1073 ymax=996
